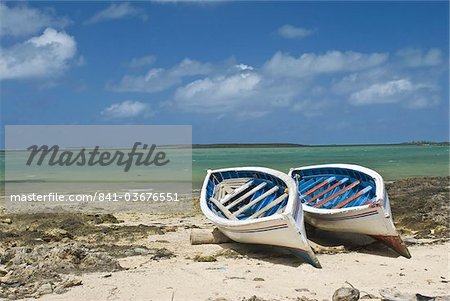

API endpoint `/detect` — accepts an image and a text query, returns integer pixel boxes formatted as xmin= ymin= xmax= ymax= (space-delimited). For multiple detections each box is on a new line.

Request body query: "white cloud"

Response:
xmin=235 ymin=64 xmax=254 ymax=71
xmin=331 ymin=67 xmax=396 ymax=96
xmin=85 ymin=3 xmax=147 ymax=25
xmin=170 ymin=63 xmax=310 ymax=115
xmin=263 ymin=51 xmax=388 ymax=77
xmin=127 ymin=55 xmax=156 ymax=69
xmin=110 ymin=48 xmax=444 ymax=116
xmin=110 ymin=58 xmax=212 ymax=92
xmin=173 ymin=72 xmax=261 ymax=112
xmin=0 ymin=2 xmax=70 ymax=37
xmin=101 ymin=100 xmax=152 ymax=118
xmin=278 ymin=25 xmax=314 ymax=39
xmin=333 ymin=63 xmax=442 ymax=109
xmin=350 ymin=79 xmax=413 ymax=105
xmin=349 ymin=79 xmax=438 ymax=108
xmin=0 ymin=28 xmax=77 ymax=80
xmin=397 ymin=48 xmax=443 ymax=68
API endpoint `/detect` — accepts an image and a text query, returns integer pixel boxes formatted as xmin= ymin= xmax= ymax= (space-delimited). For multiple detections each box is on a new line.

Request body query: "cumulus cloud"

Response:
xmin=110 ymin=58 xmax=212 ymax=92
xmin=110 ymin=48 xmax=444 ymax=117
xmin=349 ymin=79 xmax=438 ymax=108
xmin=331 ymin=67 xmax=395 ymax=96
xmin=350 ymin=79 xmax=414 ymax=105
xmin=332 ymin=64 xmax=441 ymax=109
xmin=101 ymin=100 xmax=152 ymax=118
xmin=0 ymin=28 xmax=77 ymax=80
xmin=263 ymin=51 xmax=388 ymax=77
xmin=0 ymin=2 xmax=70 ymax=37
xmin=173 ymin=72 xmax=261 ymax=112
xmin=278 ymin=25 xmax=314 ymax=39
xmin=396 ymin=48 xmax=443 ymax=68
xmin=169 ymin=62 xmax=311 ymax=114
xmin=235 ymin=64 xmax=254 ymax=71
xmin=85 ymin=3 xmax=147 ymax=25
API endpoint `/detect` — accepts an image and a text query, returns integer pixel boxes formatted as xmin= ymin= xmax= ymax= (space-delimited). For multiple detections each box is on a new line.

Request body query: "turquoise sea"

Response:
xmin=192 ymin=145 xmax=449 ymax=188
xmin=1 ymin=145 xmax=449 ymax=191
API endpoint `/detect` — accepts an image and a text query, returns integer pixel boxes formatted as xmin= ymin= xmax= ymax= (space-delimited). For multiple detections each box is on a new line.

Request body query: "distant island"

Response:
xmin=192 ymin=141 xmax=449 ymax=148
xmin=0 ymin=141 xmax=448 ymax=151
xmin=192 ymin=143 xmax=306 ymax=148
xmin=399 ymin=141 xmax=450 ymax=146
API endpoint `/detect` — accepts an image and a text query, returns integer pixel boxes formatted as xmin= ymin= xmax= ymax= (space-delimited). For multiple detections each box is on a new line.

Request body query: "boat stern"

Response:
xmin=370 ymin=234 xmax=412 ymax=259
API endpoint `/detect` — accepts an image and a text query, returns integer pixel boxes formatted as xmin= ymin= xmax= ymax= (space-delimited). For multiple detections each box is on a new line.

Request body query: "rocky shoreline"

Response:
xmin=0 ymin=176 xmax=448 ymax=300
xmin=387 ymin=177 xmax=449 ymax=238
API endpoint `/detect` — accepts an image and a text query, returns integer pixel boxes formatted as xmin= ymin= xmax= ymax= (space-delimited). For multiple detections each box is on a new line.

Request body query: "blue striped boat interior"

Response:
xmin=206 ymin=170 xmax=289 ymax=220
xmin=291 ymin=167 xmax=376 ymax=209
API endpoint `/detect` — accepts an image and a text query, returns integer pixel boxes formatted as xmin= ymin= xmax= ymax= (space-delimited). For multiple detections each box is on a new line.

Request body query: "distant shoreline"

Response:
xmin=192 ymin=142 xmax=450 ymax=148
xmin=0 ymin=141 xmax=448 ymax=151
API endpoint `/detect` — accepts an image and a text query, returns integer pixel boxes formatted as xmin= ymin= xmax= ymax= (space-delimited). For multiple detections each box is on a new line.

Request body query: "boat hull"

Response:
xmin=289 ymin=164 xmax=411 ymax=259
xmin=217 ymin=214 xmax=321 ymax=268
xmin=303 ymin=205 xmax=411 ymax=258
xmin=304 ymin=205 xmax=391 ymax=236
xmin=200 ymin=167 xmax=321 ymax=268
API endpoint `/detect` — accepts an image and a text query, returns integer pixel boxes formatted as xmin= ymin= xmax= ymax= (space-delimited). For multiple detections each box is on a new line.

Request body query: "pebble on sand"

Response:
xmin=332 ymin=287 xmax=360 ymax=301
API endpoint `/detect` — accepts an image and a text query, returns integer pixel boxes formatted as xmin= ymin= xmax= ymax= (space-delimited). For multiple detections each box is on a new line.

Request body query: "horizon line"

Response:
xmin=0 ymin=141 xmax=449 ymax=151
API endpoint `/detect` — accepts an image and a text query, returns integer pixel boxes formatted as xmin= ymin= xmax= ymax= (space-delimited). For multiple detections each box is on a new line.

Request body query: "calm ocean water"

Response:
xmin=192 ymin=145 xmax=449 ymax=188
xmin=1 ymin=145 xmax=448 ymax=190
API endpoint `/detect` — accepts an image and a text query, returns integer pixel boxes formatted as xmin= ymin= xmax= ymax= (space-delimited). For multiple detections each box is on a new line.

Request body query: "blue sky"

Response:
xmin=1 ymin=1 xmax=448 ymax=145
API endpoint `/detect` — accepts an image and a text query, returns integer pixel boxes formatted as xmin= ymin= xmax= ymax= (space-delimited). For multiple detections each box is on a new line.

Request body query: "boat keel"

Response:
xmin=370 ymin=234 xmax=411 ymax=259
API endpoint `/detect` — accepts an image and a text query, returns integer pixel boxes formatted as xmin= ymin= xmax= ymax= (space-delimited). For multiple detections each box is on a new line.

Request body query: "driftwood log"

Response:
xmin=308 ymin=240 xmax=346 ymax=254
xmin=190 ymin=228 xmax=233 ymax=245
xmin=190 ymin=227 xmax=346 ymax=254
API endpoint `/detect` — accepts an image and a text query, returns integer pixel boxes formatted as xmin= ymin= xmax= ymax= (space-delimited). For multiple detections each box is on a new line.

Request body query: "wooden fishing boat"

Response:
xmin=288 ymin=164 xmax=411 ymax=258
xmin=200 ymin=167 xmax=321 ymax=268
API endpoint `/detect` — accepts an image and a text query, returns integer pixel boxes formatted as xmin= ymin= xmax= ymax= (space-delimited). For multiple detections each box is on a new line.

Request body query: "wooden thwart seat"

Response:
xmin=301 ymin=176 xmax=336 ymax=197
xmin=298 ymin=177 xmax=324 ymax=194
xmin=333 ymin=186 xmax=372 ymax=209
xmin=306 ymin=178 xmax=349 ymax=204
xmin=219 ymin=180 xmax=254 ymax=204
xmin=221 ymin=178 xmax=252 ymax=188
xmin=223 ymin=186 xmax=234 ymax=195
xmin=233 ymin=186 xmax=279 ymax=217
xmin=313 ymin=180 xmax=361 ymax=208
xmin=226 ymin=182 xmax=267 ymax=209
xmin=248 ymin=193 xmax=288 ymax=219
xmin=210 ymin=197 xmax=237 ymax=220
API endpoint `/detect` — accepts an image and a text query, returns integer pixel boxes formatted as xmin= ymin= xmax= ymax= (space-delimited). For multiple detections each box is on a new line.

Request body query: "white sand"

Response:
xmin=44 ymin=215 xmax=449 ymax=301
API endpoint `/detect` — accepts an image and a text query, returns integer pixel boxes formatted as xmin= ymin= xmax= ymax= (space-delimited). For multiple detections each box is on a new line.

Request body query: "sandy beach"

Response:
xmin=0 ymin=177 xmax=449 ymax=300
xmin=38 ymin=224 xmax=448 ymax=301
xmin=44 ymin=219 xmax=449 ymax=301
